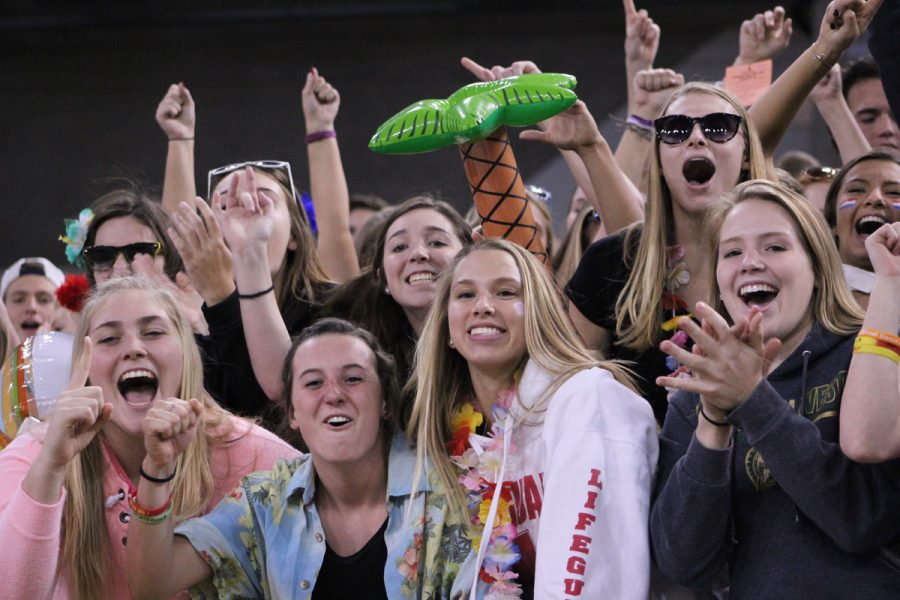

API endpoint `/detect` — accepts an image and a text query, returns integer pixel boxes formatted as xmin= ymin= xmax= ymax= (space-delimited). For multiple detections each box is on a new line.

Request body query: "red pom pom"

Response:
xmin=56 ymin=274 xmax=90 ymax=312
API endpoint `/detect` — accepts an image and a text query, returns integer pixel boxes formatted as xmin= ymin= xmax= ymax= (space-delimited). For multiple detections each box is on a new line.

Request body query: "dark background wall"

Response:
xmin=1 ymin=0 xmax=846 ymax=269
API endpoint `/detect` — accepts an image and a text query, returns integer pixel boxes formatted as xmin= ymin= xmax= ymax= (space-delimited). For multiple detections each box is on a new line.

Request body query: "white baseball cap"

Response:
xmin=1 ymin=258 xmax=66 ymax=301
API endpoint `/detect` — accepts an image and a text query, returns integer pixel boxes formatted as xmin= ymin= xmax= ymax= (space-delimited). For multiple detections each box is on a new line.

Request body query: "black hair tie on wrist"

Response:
xmin=699 ymin=404 xmax=730 ymax=427
xmin=237 ymin=285 xmax=274 ymax=300
xmin=140 ymin=465 xmax=177 ymax=484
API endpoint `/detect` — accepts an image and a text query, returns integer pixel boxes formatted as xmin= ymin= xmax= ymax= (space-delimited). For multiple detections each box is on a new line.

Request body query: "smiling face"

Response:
xmin=717 ymin=199 xmax=815 ymax=351
xmin=289 ymin=333 xmax=385 ymax=466
xmin=4 ymin=275 xmax=57 ymax=340
xmin=447 ymin=249 xmax=527 ymax=381
xmin=88 ymin=289 xmax=184 ymax=437
xmin=658 ymin=93 xmax=747 ymax=216
xmin=214 ymin=169 xmax=296 ymax=276
xmin=382 ymin=208 xmax=464 ymax=329
xmin=92 ymin=216 xmax=165 ymax=284
xmin=833 ymin=159 xmax=900 ymax=270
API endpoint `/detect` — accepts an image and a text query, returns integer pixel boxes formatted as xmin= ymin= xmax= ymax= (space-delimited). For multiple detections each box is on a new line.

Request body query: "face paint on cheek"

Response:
xmin=892 ymin=202 xmax=900 ymax=212
xmin=839 ymin=199 xmax=857 ymax=211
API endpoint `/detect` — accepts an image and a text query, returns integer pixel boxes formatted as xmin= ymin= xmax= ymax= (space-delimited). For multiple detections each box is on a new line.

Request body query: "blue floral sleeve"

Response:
xmin=176 ymin=486 xmax=266 ymax=599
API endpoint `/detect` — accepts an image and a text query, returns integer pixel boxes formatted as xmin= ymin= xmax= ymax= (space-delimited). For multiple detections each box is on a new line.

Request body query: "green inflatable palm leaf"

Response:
xmin=369 ymin=73 xmax=578 ymax=155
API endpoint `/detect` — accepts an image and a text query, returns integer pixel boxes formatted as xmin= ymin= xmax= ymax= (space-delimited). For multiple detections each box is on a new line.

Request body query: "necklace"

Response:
xmin=448 ymin=389 xmax=523 ymax=599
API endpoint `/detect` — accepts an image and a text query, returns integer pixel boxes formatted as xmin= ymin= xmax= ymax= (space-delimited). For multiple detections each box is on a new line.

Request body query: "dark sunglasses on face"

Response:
xmin=207 ymin=160 xmax=297 ymax=203
xmin=83 ymin=242 xmax=163 ymax=271
xmin=654 ymin=113 xmax=743 ymax=145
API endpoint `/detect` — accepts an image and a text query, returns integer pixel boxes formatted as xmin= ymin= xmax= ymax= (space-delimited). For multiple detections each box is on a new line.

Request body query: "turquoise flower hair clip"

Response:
xmin=59 ymin=208 xmax=94 ymax=269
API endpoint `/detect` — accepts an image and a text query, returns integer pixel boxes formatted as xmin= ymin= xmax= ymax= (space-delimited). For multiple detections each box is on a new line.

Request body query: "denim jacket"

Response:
xmin=177 ymin=434 xmax=472 ymax=599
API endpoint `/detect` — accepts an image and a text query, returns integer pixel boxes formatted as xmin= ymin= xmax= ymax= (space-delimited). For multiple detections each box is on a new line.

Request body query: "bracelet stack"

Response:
xmin=625 ymin=114 xmax=654 ymax=140
xmin=854 ymin=329 xmax=900 ymax=363
xmin=128 ymin=492 xmax=173 ymax=525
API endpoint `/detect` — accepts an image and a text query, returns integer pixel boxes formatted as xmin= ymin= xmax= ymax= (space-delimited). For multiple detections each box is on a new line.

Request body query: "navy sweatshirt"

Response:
xmin=651 ymin=322 xmax=900 ymax=598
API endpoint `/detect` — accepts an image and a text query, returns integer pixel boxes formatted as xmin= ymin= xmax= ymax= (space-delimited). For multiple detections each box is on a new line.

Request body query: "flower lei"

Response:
xmin=448 ymin=391 xmax=523 ymax=599
xmin=59 ymin=208 xmax=94 ymax=269
xmin=662 ymin=244 xmax=693 ymax=378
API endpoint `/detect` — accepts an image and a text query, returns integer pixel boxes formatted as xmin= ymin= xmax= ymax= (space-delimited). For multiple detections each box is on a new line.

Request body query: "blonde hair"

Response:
xmin=615 ymin=83 xmax=770 ymax=351
xmin=62 ymin=277 xmax=233 ymax=599
xmin=407 ymin=239 xmax=635 ymax=520
xmin=705 ymin=180 xmax=863 ymax=334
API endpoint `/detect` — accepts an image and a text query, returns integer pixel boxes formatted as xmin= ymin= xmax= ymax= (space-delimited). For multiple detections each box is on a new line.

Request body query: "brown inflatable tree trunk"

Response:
xmin=459 ymin=126 xmax=548 ymax=264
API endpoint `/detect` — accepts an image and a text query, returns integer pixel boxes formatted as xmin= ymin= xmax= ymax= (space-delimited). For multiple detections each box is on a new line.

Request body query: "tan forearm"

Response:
xmin=161 ymin=140 xmax=197 ymax=215
xmin=307 ymin=138 xmax=358 ymax=282
xmin=575 ymin=140 xmax=645 ymax=234
xmin=841 ymin=276 xmax=900 ymax=462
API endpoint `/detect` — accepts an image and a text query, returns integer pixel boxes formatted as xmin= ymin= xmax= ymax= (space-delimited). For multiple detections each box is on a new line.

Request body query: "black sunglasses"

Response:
xmin=654 ymin=113 xmax=743 ymax=145
xmin=83 ymin=242 xmax=163 ymax=271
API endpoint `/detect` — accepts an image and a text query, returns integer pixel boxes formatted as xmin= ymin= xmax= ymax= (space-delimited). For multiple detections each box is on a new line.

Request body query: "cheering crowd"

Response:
xmin=1 ymin=0 xmax=899 ymax=598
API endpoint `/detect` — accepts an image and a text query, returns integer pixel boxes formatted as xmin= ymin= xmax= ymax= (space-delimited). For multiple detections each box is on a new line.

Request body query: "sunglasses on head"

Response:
xmin=654 ymin=113 xmax=743 ymax=145
xmin=207 ymin=160 xmax=297 ymax=203
xmin=83 ymin=242 xmax=162 ymax=271
xmin=797 ymin=165 xmax=837 ymax=186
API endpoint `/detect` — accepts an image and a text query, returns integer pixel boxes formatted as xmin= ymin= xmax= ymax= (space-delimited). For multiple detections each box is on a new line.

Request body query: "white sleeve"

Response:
xmin=533 ymin=372 xmax=658 ymax=600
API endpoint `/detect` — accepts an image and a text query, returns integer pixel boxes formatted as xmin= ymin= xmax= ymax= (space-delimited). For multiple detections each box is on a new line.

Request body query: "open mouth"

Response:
xmin=117 ymin=369 xmax=159 ymax=407
xmin=324 ymin=415 xmax=353 ymax=429
xmin=683 ymin=157 xmax=716 ymax=185
xmin=739 ymin=283 xmax=779 ymax=308
xmin=20 ymin=320 xmax=41 ymax=334
xmin=407 ymin=272 xmax=436 ymax=285
xmin=855 ymin=215 xmax=887 ymax=237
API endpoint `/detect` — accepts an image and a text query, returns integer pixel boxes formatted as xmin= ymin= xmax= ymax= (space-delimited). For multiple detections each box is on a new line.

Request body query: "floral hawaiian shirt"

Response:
xmin=176 ymin=435 xmax=473 ymax=599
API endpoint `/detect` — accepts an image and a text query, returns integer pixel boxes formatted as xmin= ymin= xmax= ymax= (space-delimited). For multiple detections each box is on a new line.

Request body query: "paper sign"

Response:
xmin=724 ymin=59 xmax=773 ymax=108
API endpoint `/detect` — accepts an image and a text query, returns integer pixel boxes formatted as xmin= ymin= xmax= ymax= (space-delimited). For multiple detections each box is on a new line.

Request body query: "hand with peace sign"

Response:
xmin=23 ymin=338 xmax=111 ymax=503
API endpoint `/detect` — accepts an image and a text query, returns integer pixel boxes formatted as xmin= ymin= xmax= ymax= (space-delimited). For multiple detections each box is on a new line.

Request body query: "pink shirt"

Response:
xmin=0 ymin=416 xmax=300 ymax=599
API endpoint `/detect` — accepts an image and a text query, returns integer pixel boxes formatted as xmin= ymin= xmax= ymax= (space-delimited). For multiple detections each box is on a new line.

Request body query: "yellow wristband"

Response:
xmin=854 ymin=344 xmax=900 ymax=363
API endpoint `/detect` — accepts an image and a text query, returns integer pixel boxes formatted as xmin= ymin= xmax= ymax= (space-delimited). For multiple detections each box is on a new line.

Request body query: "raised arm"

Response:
xmin=520 ymin=101 xmax=644 ymax=234
xmin=623 ymin=0 xmax=660 ymax=114
xmin=732 ymin=5 xmax=793 ymax=66
xmin=156 ymin=83 xmax=197 ymax=215
xmin=840 ymin=223 xmax=900 ymax=462
xmin=303 ymin=68 xmax=358 ymax=283
xmin=614 ymin=68 xmax=684 ymax=195
xmin=213 ymin=168 xmax=292 ymax=401
xmin=809 ymin=64 xmax=872 ymax=163
xmin=126 ymin=398 xmax=212 ymax=600
xmin=749 ymin=0 xmax=883 ymax=158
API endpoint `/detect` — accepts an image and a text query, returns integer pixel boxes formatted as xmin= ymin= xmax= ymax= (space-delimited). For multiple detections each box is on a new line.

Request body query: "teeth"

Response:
xmin=739 ymin=284 xmax=777 ymax=297
xmin=119 ymin=369 xmax=155 ymax=382
xmin=408 ymin=272 xmax=435 ymax=284
xmin=326 ymin=416 xmax=351 ymax=426
xmin=858 ymin=215 xmax=886 ymax=226
xmin=470 ymin=327 xmax=502 ymax=336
